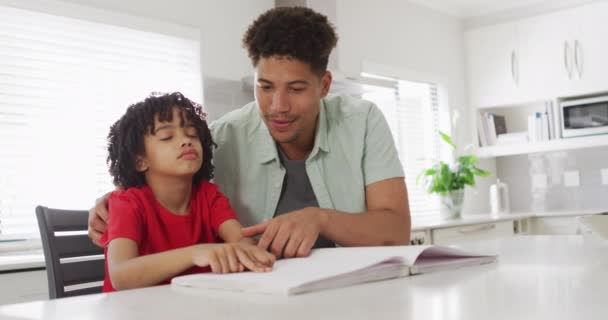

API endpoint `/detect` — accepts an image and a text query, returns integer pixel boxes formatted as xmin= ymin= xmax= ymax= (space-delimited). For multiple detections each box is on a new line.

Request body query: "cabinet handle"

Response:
xmin=574 ymin=40 xmax=583 ymax=79
xmin=457 ymin=224 xmax=496 ymax=234
xmin=510 ymin=51 xmax=518 ymax=86
xmin=563 ymin=41 xmax=573 ymax=80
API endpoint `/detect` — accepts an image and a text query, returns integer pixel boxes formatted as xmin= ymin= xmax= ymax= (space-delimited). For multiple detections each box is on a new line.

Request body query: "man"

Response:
xmin=89 ymin=6 xmax=411 ymax=258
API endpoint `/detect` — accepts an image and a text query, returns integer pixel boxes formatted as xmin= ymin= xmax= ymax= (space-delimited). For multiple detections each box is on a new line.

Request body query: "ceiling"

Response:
xmin=407 ymin=0 xmax=595 ymax=18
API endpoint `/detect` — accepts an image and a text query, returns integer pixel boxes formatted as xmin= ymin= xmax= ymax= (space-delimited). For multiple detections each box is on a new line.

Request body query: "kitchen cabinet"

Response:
xmin=466 ymin=2 xmax=608 ymax=109
xmin=0 ymin=269 xmax=48 ymax=305
xmin=575 ymin=1 xmax=608 ymax=96
xmin=466 ymin=21 xmax=524 ymax=108
xmin=431 ymin=220 xmax=515 ymax=245
xmin=526 ymin=216 xmax=582 ymax=235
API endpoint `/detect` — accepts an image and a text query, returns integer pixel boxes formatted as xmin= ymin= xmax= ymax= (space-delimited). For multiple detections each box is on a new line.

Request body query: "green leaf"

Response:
xmin=439 ymin=131 xmax=456 ymax=149
xmin=473 ymin=167 xmax=491 ymax=177
xmin=417 ymin=131 xmax=491 ymax=195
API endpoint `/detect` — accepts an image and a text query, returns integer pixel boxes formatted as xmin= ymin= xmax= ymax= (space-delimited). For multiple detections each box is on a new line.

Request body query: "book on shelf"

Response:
xmin=172 ymin=245 xmax=497 ymax=296
xmin=478 ymin=112 xmax=507 ymax=146
xmin=528 ymin=110 xmax=553 ymax=143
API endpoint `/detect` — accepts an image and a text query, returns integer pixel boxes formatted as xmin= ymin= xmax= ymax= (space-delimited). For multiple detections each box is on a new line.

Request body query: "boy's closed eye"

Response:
xmin=159 ymin=135 xmax=173 ymax=141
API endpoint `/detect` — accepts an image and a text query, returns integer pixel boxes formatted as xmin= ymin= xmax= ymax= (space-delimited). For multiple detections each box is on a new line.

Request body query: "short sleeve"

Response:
xmin=99 ymin=191 xmax=145 ymax=247
xmin=203 ymin=182 xmax=238 ymax=233
xmin=362 ymin=104 xmax=405 ymax=186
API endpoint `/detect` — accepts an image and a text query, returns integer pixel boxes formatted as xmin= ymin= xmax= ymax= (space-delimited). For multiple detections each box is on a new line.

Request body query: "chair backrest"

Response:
xmin=578 ymin=214 xmax=608 ymax=240
xmin=35 ymin=206 xmax=105 ymax=299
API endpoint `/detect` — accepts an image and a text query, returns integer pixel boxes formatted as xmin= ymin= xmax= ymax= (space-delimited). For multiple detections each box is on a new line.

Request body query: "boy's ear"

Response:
xmin=135 ymin=156 xmax=149 ymax=172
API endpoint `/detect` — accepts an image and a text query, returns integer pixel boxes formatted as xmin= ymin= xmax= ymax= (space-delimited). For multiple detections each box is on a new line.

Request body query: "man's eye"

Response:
xmin=289 ymin=88 xmax=305 ymax=93
xmin=160 ymin=136 xmax=172 ymax=141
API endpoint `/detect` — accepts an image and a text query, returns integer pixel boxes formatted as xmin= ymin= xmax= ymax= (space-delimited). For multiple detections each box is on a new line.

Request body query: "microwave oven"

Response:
xmin=560 ymin=95 xmax=608 ymax=138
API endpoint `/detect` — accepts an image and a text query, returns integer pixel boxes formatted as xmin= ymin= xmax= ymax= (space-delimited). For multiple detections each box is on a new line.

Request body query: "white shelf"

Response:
xmin=476 ymin=134 xmax=608 ymax=158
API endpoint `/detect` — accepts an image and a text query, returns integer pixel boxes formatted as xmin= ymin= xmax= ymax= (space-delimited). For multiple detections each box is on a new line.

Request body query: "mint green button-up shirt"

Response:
xmin=210 ymin=95 xmax=404 ymax=227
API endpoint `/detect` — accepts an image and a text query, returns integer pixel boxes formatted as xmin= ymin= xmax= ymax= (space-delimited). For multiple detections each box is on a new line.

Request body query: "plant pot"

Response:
xmin=439 ymin=189 xmax=464 ymax=219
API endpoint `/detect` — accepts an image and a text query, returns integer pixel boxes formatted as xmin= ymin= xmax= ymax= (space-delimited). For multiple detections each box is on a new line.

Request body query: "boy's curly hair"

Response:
xmin=242 ymin=6 xmax=338 ymax=76
xmin=107 ymin=92 xmax=214 ymax=189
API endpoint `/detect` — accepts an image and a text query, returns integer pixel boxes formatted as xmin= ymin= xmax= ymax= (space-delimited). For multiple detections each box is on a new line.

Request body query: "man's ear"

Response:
xmin=135 ymin=156 xmax=149 ymax=172
xmin=320 ymin=70 xmax=332 ymax=97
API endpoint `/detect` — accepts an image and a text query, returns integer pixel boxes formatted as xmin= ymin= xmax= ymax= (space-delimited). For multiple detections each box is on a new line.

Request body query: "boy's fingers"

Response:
xmin=226 ymin=246 xmax=240 ymax=272
xmin=235 ymin=247 xmax=258 ymax=271
xmin=209 ymin=252 xmax=221 ymax=273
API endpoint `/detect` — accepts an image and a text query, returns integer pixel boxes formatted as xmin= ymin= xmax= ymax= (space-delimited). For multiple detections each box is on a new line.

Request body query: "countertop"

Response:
xmin=411 ymin=209 xmax=607 ymax=231
xmin=1 ymin=236 xmax=606 ymax=320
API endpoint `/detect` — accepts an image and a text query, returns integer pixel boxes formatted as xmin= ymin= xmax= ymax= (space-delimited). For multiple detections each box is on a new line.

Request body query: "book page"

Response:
xmin=410 ymin=246 xmax=498 ymax=274
xmin=172 ymin=245 xmax=497 ymax=295
xmin=172 ymin=247 xmax=410 ymax=295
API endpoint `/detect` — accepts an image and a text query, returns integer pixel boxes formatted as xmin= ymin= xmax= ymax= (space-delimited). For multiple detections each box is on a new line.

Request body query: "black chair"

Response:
xmin=35 ymin=206 xmax=105 ymax=299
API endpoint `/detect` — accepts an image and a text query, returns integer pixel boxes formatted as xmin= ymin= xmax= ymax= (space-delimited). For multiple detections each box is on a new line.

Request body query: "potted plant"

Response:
xmin=418 ymin=131 xmax=491 ymax=219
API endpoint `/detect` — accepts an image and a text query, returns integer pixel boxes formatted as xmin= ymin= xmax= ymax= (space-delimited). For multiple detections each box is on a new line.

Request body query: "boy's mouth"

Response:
xmin=178 ymin=149 xmax=198 ymax=160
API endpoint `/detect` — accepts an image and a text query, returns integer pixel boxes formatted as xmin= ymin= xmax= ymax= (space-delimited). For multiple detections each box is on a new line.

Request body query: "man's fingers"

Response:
xmin=88 ymin=192 xmax=111 ymax=246
xmin=296 ymin=235 xmax=316 ymax=257
xmin=282 ymin=233 xmax=303 ymax=258
xmin=241 ymin=221 xmax=269 ymax=238
xmin=88 ymin=214 xmax=107 ymax=247
xmin=256 ymin=221 xmax=279 ymax=251
xmin=269 ymin=226 xmax=291 ymax=258
xmin=89 ymin=215 xmax=108 ymax=233
xmin=95 ymin=192 xmax=111 ymax=222
xmin=88 ymin=229 xmax=103 ymax=247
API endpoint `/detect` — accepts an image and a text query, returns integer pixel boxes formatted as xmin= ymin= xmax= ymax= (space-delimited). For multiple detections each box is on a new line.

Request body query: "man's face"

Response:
xmin=254 ymin=56 xmax=331 ymax=147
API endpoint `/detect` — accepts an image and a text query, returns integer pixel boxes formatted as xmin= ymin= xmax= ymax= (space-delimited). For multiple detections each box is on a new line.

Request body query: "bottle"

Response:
xmin=490 ymin=179 xmax=510 ymax=215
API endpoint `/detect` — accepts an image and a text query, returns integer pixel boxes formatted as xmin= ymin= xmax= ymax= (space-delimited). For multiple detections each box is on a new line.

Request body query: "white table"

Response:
xmin=0 ymin=236 xmax=606 ymax=320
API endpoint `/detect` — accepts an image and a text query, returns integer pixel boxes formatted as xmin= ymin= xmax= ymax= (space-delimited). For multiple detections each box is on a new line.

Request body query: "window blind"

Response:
xmin=0 ymin=5 xmax=202 ymax=239
xmin=357 ymin=79 xmax=442 ymax=221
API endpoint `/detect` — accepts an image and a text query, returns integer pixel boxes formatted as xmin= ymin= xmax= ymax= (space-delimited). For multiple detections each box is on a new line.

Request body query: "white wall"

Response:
xmin=2 ymin=0 xmax=273 ymax=81
xmin=330 ymin=0 xmax=491 ymax=213
xmin=0 ymin=0 xmax=270 ymax=119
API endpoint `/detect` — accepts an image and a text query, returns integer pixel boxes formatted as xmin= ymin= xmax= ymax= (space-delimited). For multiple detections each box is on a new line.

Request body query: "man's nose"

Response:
xmin=270 ymin=90 xmax=290 ymax=113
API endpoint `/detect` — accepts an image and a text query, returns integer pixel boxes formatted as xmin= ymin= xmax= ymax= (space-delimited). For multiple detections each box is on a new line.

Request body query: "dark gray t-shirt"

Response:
xmin=274 ymin=147 xmax=336 ymax=249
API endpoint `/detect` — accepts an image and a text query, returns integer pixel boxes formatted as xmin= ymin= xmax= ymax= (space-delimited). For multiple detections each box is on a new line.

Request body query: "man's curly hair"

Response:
xmin=242 ymin=6 xmax=338 ymax=76
xmin=107 ymin=92 xmax=214 ymax=189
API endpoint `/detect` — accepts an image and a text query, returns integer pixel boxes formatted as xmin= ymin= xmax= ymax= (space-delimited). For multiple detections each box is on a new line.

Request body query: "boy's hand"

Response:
xmin=192 ymin=243 xmax=275 ymax=273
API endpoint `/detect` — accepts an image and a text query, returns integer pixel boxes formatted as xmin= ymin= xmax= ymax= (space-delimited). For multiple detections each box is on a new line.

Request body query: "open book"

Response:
xmin=171 ymin=245 xmax=496 ymax=295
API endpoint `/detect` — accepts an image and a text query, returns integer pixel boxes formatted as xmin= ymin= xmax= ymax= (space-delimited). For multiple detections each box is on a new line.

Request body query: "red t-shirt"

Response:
xmin=99 ymin=181 xmax=238 ymax=292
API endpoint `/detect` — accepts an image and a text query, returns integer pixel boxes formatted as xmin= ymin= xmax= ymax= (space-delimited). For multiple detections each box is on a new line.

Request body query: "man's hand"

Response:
xmin=241 ymin=207 xmax=328 ymax=258
xmin=88 ymin=193 xmax=111 ymax=246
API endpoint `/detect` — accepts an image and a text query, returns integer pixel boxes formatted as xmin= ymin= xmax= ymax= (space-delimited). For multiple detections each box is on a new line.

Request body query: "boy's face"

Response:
xmin=137 ymin=107 xmax=203 ymax=178
xmin=254 ymin=56 xmax=331 ymax=148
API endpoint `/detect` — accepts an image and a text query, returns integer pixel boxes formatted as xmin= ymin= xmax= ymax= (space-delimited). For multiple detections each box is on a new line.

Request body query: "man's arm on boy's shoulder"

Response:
xmin=242 ymin=177 xmax=411 ymax=258
xmin=88 ymin=192 xmax=111 ymax=246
